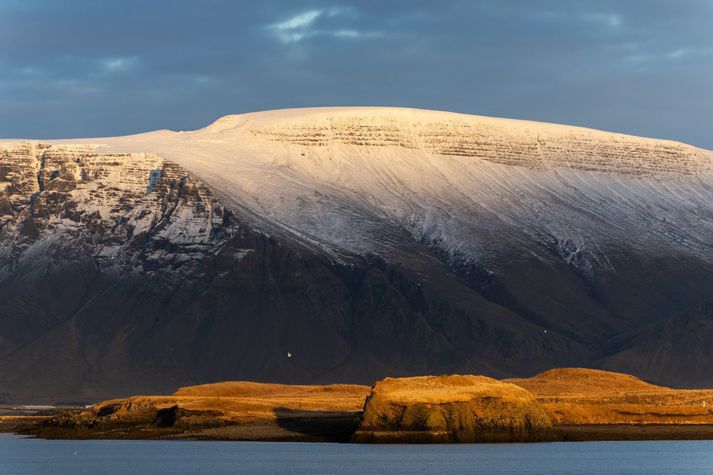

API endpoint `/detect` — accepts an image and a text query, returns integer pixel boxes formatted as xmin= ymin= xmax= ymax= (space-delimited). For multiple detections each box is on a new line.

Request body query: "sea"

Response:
xmin=2 ymin=433 xmax=713 ymax=474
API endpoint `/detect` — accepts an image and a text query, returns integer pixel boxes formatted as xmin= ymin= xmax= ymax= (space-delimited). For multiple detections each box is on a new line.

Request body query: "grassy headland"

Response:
xmin=20 ymin=369 xmax=713 ymax=442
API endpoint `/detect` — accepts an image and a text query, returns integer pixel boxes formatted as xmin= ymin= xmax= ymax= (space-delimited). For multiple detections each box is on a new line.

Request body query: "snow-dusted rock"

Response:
xmin=2 ymin=107 xmax=713 ymax=402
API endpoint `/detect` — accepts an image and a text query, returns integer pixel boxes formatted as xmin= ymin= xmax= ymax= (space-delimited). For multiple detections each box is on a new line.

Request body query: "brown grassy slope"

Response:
xmin=507 ymin=368 xmax=713 ymax=425
xmin=354 ymin=375 xmax=552 ymax=443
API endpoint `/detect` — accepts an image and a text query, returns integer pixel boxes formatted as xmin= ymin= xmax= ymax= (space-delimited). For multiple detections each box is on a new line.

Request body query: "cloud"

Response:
xmin=583 ymin=12 xmax=623 ymax=28
xmin=665 ymin=47 xmax=713 ymax=60
xmin=625 ymin=46 xmax=713 ymax=64
xmin=332 ymin=29 xmax=382 ymax=39
xmin=268 ymin=8 xmax=381 ymax=43
xmin=666 ymin=49 xmax=689 ymax=59
xmin=270 ymin=10 xmax=323 ymax=43
xmin=534 ymin=10 xmax=623 ymax=29
xmin=100 ymin=56 xmax=138 ymax=73
xmin=623 ymin=54 xmax=654 ymax=64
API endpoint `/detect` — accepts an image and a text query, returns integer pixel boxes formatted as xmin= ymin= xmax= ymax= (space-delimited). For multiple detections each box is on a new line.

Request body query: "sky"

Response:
xmin=1 ymin=0 xmax=711 ymax=148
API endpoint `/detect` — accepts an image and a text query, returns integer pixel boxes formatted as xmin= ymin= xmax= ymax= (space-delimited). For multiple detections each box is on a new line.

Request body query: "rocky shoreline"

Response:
xmin=11 ymin=368 xmax=713 ymax=443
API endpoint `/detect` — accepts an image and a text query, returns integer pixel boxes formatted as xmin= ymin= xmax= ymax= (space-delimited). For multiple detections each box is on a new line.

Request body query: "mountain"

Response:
xmin=2 ymin=107 xmax=713 ymax=403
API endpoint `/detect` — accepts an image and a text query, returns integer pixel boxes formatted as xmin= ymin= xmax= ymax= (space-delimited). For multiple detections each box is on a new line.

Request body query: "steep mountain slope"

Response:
xmin=0 ymin=138 xmax=584 ymax=403
xmin=2 ymin=107 xmax=713 ymax=402
xmin=601 ymin=301 xmax=713 ymax=388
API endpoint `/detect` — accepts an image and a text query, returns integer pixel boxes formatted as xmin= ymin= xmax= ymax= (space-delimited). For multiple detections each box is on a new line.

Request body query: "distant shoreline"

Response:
xmin=9 ymin=423 xmax=713 ymax=443
xmin=553 ymin=424 xmax=713 ymax=442
xmin=9 ymin=368 xmax=713 ymax=444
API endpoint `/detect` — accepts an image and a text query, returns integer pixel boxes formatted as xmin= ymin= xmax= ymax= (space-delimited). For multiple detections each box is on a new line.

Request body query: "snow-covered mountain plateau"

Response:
xmin=2 ymin=107 xmax=713 ymax=402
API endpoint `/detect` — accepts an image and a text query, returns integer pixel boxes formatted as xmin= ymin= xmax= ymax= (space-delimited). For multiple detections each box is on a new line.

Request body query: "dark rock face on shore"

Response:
xmin=353 ymin=375 xmax=552 ymax=443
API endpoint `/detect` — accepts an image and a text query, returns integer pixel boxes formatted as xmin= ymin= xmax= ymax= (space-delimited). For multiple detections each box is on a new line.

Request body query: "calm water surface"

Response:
xmin=2 ymin=433 xmax=713 ymax=474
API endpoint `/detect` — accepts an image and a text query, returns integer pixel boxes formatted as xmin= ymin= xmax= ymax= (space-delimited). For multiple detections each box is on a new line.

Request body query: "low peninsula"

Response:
xmin=10 ymin=368 xmax=713 ymax=443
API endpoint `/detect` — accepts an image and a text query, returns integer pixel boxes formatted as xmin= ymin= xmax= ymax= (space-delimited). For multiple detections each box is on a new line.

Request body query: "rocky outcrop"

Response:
xmin=353 ymin=375 xmax=552 ymax=443
xmin=0 ymin=142 xmax=226 ymax=271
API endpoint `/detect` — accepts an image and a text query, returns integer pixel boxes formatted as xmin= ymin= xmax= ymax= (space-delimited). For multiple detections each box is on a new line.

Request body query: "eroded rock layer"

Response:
xmin=246 ymin=110 xmax=712 ymax=176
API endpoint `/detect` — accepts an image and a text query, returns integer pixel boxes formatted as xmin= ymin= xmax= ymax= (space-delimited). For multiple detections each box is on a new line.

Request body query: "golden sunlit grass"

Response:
xmin=508 ymin=368 xmax=713 ymax=425
xmin=90 ymin=381 xmax=370 ymax=425
xmin=29 ymin=368 xmax=713 ymax=441
xmin=366 ymin=374 xmax=536 ymax=405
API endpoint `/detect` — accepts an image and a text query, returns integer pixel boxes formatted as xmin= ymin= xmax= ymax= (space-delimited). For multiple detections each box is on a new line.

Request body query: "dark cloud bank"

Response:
xmin=1 ymin=0 xmax=711 ymax=148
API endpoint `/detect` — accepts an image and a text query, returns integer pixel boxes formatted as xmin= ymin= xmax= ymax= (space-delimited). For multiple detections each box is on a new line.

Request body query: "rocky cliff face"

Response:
xmin=0 ymin=141 xmax=246 ymax=401
xmin=353 ymin=375 xmax=552 ymax=443
xmin=0 ymin=142 xmax=227 ymax=274
xmin=0 ymin=139 xmax=585 ymax=403
xmin=2 ymin=107 xmax=713 ymax=403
